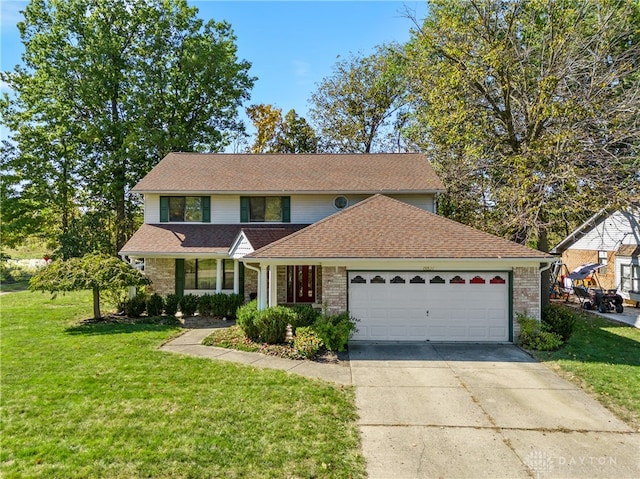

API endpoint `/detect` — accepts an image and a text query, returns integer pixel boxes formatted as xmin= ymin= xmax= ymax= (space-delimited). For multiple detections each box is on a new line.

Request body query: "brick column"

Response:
xmin=512 ymin=266 xmax=541 ymax=339
xmin=321 ymin=266 xmax=347 ymax=315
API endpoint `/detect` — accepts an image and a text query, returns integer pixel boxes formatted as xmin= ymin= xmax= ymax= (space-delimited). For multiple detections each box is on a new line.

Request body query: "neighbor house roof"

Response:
xmin=551 ymin=206 xmax=640 ymax=254
xmin=247 ymin=195 xmax=553 ymax=260
xmin=118 ymin=224 xmax=306 ymax=256
xmin=617 ymin=244 xmax=640 ymax=257
xmin=131 ymin=153 xmax=446 ymax=194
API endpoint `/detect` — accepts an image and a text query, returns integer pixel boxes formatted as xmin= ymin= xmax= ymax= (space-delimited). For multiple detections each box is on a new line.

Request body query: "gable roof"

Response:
xmin=132 ymin=153 xmax=445 ymax=194
xmin=118 ymin=224 xmax=306 ymax=257
xmin=551 ymin=207 xmax=640 ymax=254
xmin=247 ymin=195 xmax=552 ymax=260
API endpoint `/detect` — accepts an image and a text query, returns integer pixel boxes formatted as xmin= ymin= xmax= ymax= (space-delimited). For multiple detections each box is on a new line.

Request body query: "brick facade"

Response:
xmin=512 ymin=266 xmax=540 ymax=340
xmin=562 ymin=249 xmax=616 ymax=290
xmin=145 ymin=258 xmax=175 ymax=296
xmin=321 ymin=266 xmax=347 ymax=314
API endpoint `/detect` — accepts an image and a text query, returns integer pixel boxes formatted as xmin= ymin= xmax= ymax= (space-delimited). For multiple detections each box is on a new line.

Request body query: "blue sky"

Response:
xmin=1 ymin=1 xmax=427 ymax=140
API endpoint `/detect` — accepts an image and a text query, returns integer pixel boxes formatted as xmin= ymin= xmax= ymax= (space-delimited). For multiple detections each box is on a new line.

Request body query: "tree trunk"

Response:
xmin=92 ymin=286 xmax=101 ymax=319
xmin=538 ymin=228 xmax=551 ymax=310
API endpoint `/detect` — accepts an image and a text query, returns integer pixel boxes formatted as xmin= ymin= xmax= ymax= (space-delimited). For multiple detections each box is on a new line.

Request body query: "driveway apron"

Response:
xmin=350 ymin=342 xmax=639 ymax=479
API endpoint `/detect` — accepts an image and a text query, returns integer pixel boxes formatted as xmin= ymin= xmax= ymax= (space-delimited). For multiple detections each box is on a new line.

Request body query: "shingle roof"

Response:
xmin=617 ymin=244 xmax=640 ymax=257
xmin=132 ymin=153 xmax=445 ymax=193
xmin=118 ymin=224 xmax=306 ymax=256
xmin=247 ymin=195 xmax=552 ymax=260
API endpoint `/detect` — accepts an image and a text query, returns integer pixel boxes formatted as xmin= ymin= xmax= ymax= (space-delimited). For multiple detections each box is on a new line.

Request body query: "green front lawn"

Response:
xmin=0 ymin=291 xmax=365 ymax=478
xmin=532 ymin=309 xmax=640 ymax=429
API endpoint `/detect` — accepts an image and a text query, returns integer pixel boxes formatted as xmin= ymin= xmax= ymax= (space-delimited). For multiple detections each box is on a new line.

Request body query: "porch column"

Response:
xmin=258 ymin=264 xmax=268 ymax=310
xmin=233 ymin=260 xmax=240 ymax=294
xmin=216 ymin=259 xmax=223 ymax=293
xmin=269 ymin=265 xmax=278 ymax=307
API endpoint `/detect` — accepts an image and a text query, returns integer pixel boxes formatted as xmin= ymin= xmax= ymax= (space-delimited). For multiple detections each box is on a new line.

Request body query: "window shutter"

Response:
xmin=240 ymin=197 xmax=249 ymax=222
xmin=201 ymin=196 xmax=211 ymax=223
xmin=238 ymin=262 xmax=245 ymax=297
xmin=175 ymin=259 xmax=185 ymax=297
xmin=282 ymin=196 xmax=291 ymax=223
xmin=160 ymin=196 xmax=169 ymax=223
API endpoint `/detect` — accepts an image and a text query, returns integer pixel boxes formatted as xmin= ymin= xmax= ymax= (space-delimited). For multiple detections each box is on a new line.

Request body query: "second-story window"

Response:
xmin=160 ymin=196 xmax=210 ymax=222
xmin=240 ymin=196 xmax=290 ymax=223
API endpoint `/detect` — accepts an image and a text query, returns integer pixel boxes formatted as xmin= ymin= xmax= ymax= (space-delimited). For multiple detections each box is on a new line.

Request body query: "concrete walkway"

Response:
xmin=159 ymin=326 xmax=352 ymax=385
xmin=161 ymin=329 xmax=639 ymax=479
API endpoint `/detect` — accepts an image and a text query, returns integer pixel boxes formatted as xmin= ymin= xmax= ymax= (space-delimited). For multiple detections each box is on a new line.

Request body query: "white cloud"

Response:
xmin=0 ymin=79 xmax=13 ymax=92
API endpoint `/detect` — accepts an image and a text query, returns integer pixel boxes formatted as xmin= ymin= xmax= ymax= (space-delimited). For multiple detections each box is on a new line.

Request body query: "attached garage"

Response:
xmin=348 ymin=271 xmax=510 ymax=342
xmin=246 ymin=195 xmax=553 ymax=343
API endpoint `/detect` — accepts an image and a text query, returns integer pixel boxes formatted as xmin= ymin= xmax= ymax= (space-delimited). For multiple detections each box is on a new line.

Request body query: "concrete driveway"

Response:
xmin=350 ymin=342 xmax=639 ymax=479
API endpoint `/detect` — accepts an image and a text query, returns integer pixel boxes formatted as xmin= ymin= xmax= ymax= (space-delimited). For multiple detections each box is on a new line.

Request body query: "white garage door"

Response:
xmin=348 ymin=272 xmax=510 ymax=342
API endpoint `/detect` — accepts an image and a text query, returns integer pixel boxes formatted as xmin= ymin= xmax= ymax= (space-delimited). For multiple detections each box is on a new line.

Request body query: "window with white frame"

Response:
xmin=621 ymin=264 xmax=640 ymax=292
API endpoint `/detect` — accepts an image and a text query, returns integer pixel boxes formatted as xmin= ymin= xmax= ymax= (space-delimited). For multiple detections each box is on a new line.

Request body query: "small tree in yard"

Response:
xmin=29 ymin=253 xmax=150 ymax=319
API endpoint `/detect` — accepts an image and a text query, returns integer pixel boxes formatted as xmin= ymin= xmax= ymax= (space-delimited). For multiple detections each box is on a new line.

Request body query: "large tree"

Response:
xmin=246 ymin=104 xmax=317 ymax=153
xmin=310 ymin=45 xmax=408 ymax=153
xmin=1 ymin=0 xmax=254 ymax=254
xmin=404 ymin=0 xmax=639 ymax=249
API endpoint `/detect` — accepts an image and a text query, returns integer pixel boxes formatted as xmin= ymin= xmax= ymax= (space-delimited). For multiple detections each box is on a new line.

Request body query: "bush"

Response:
xmin=180 ymin=294 xmax=199 ymax=317
xmin=254 ymin=306 xmax=297 ymax=344
xmin=236 ymin=300 xmax=260 ymax=340
xmin=312 ymin=312 xmax=357 ymax=352
xmin=289 ymin=304 xmax=320 ymax=333
xmin=198 ymin=294 xmax=214 ymax=316
xmin=293 ymin=326 xmax=324 ymax=359
xmin=517 ymin=314 xmax=563 ymax=351
xmin=542 ymin=304 xmax=576 ymax=342
xmin=226 ymin=293 xmax=245 ymax=319
xmin=146 ymin=293 xmax=164 ymax=317
xmin=124 ymin=294 xmax=147 ymax=318
xmin=164 ymin=294 xmax=180 ymax=316
xmin=210 ymin=293 xmax=229 ymax=317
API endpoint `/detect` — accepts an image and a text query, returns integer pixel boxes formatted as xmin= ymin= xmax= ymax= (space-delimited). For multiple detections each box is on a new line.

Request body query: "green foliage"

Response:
xmin=146 ymin=293 xmax=164 ymax=317
xmin=517 ymin=314 xmax=564 ymax=351
xmin=293 ymin=326 xmax=324 ymax=359
xmin=312 ymin=312 xmax=357 ymax=352
xmin=1 ymin=0 xmax=255 ymax=252
xmin=404 ymin=0 xmax=640 ymax=246
xmin=289 ymin=304 xmax=321 ymax=333
xmin=310 ymin=44 xmax=408 ymax=153
xmin=124 ymin=294 xmax=147 ymax=318
xmin=164 ymin=294 xmax=180 ymax=317
xmin=225 ymin=293 xmax=245 ymax=319
xmin=542 ymin=304 xmax=577 ymax=342
xmin=246 ymin=105 xmax=317 ymax=154
xmin=28 ymin=253 xmax=150 ymax=319
xmin=197 ymin=294 xmax=214 ymax=316
xmin=236 ymin=300 xmax=260 ymax=340
xmin=179 ymin=294 xmax=199 ymax=317
xmin=254 ymin=306 xmax=296 ymax=344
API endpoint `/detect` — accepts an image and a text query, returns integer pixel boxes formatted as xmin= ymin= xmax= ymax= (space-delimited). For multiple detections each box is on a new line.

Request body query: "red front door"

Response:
xmin=287 ymin=266 xmax=316 ymax=303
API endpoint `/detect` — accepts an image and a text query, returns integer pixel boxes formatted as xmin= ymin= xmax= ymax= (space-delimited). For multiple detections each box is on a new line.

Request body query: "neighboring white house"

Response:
xmin=551 ymin=208 xmax=640 ymax=302
xmin=119 ymin=152 xmax=553 ymax=343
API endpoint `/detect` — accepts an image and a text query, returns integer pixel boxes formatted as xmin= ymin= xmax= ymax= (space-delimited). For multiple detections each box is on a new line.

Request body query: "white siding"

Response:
xmin=143 ymin=193 xmax=436 ymax=225
xmin=211 ymin=195 xmax=240 ymax=224
xmin=389 ymin=194 xmax=435 ymax=213
xmin=571 ymin=211 xmax=640 ymax=251
xmin=145 ymin=194 xmax=160 ymax=223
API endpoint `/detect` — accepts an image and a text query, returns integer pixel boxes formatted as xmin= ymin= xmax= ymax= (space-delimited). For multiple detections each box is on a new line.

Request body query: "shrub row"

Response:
xmin=123 ymin=292 xmax=244 ymax=319
xmin=235 ymin=301 xmax=358 ymax=354
xmin=517 ymin=304 xmax=577 ymax=351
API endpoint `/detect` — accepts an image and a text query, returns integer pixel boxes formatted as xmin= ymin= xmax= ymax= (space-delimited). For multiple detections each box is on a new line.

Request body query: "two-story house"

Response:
xmin=119 ymin=153 xmax=552 ymax=342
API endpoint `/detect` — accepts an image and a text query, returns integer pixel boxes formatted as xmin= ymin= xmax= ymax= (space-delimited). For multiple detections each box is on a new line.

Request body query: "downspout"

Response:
xmin=243 ymin=262 xmax=263 ymax=309
xmin=539 ymin=260 xmax=555 ymax=318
